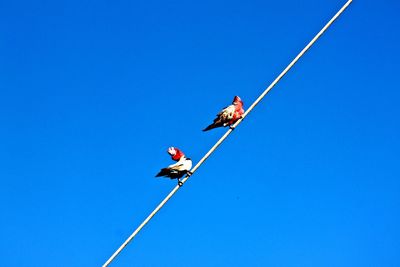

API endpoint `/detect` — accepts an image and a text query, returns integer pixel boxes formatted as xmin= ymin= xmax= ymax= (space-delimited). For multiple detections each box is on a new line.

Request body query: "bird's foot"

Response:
xmin=178 ymin=180 xmax=183 ymax=187
xmin=186 ymin=170 xmax=193 ymax=177
xmin=229 ymin=125 xmax=236 ymax=130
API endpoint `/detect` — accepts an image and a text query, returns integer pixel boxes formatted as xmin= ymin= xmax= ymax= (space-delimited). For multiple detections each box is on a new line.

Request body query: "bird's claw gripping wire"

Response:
xmin=177 ymin=179 xmax=183 ymax=187
xmin=177 ymin=171 xmax=193 ymax=187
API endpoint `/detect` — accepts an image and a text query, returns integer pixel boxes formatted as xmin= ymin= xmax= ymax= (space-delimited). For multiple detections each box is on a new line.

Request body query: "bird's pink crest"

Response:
xmin=167 ymin=147 xmax=176 ymax=156
xmin=232 ymin=96 xmax=243 ymax=105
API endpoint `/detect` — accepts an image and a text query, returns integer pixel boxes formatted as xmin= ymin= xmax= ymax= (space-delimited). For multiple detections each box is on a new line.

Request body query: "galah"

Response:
xmin=156 ymin=147 xmax=192 ymax=186
xmin=203 ymin=96 xmax=244 ymax=131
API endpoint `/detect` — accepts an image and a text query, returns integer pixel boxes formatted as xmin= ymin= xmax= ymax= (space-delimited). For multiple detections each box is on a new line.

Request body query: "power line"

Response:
xmin=102 ymin=1 xmax=353 ymax=265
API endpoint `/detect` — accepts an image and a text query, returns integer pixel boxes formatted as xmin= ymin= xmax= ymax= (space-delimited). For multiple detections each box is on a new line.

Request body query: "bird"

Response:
xmin=156 ymin=147 xmax=193 ymax=186
xmin=203 ymin=96 xmax=244 ymax=131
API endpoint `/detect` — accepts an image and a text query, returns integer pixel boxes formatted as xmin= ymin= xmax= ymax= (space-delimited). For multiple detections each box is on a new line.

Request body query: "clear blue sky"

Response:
xmin=1 ymin=0 xmax=399 ymax=266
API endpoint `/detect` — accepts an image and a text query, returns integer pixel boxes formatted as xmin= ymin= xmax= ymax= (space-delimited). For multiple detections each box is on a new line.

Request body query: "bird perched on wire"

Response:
xmin=203 ymin=96 xmax=244 ymax=131
xmin=156 ymin=147 xmax=193 ymax=186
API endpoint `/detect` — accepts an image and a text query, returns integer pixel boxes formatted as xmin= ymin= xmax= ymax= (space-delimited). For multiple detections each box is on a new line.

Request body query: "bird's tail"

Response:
xmin=156 ymin=168 xmax=169 ymax=177
xmin=203 ymin=123 xmax=219 ymax=131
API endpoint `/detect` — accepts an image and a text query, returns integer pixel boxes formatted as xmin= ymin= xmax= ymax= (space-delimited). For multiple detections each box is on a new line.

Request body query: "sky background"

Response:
xmin=1 ymin=0 xmax=399 ymax=266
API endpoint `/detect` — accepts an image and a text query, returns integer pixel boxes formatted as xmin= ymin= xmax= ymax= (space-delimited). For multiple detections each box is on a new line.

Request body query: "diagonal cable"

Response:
xmin=103 ymin=1 xmax=353 ymax=265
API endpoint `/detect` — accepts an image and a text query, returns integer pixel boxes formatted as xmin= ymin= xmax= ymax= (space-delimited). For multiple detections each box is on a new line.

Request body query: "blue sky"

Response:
xmin=1 ymin=0 xmax=399 ymax=266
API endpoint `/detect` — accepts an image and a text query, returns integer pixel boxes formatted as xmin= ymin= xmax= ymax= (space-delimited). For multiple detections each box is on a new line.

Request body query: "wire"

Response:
xmin=103 ymin=1 xmax=353 ymax=265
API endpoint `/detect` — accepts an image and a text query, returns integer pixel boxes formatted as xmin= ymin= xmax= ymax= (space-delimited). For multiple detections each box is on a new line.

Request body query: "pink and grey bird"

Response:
xmin=156 ymin=147 xmax=192 ymax=186
xmin=203 ymin=96 xmax=244 ymax=131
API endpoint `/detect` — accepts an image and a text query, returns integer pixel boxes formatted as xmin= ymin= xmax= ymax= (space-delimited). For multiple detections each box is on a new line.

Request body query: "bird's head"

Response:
xmin=232 ymin=96 xmax=243 ymax=106
xmin=167 ymin=147 xmax=185 ymax=161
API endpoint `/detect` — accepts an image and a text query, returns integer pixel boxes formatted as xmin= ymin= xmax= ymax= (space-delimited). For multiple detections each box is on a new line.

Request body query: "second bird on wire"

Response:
xmin=156 ymin=95 xmax=244 ymax=186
